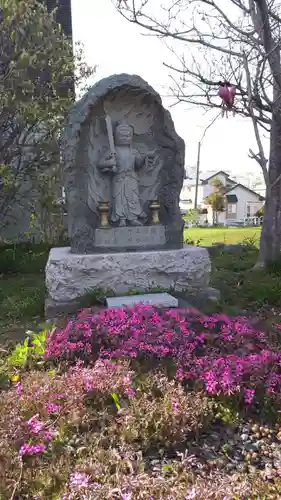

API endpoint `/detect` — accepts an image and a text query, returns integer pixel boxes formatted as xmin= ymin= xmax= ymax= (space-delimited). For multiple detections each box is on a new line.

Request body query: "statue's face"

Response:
xmin=115 ymin=124 xmax=133 ymax=145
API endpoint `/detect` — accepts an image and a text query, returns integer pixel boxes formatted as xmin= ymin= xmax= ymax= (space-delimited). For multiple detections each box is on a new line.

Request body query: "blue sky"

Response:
xmin=71 ymin=0 xmax=267 ymax=176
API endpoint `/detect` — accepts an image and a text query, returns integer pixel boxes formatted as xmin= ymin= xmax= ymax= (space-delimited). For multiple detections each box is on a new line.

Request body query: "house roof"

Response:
xmin=225 ymin=183 xmax=265 ymax=201
xmin=200 ymin=169 xmax=265 ymax=202
xmin=201 ymin=170 xmax=234 ymax=185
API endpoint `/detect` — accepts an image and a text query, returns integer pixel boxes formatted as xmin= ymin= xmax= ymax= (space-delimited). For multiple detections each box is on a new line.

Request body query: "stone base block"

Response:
xmin=45 ymin=246 xmax=211 ymax=317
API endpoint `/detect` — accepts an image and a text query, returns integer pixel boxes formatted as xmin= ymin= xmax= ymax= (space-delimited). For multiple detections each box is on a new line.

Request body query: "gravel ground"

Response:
xmin=140 ymin=421 xmax=281 ymax=480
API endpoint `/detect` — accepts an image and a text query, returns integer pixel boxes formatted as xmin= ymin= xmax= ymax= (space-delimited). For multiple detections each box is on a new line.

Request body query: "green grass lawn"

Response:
xmin=184 ymin=226 xmax=261 ymax=247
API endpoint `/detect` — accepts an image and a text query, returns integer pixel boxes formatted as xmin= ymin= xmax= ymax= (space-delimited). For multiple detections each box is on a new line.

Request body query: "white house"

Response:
xmin=180 ymin=170 xmax=265 ymax=225
xmin=180 ymin=179 xmax=203 ymax=212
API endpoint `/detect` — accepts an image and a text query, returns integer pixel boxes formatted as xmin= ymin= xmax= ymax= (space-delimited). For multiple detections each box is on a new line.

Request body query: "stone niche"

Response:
xmin=45 ymin=74 xmax=211 ymax=317
xmin=63 ymin=73 xmax=185 ymax=253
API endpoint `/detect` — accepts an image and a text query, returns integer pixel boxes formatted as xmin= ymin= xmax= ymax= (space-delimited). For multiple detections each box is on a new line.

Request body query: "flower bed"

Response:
xmin=46 ymin=305 xmax=281 ymax=405
xmin=1 ymin=305 xmax=281 ymax=499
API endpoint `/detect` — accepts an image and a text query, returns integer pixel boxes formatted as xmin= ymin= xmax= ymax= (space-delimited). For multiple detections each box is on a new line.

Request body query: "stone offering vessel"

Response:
xmin=62 ymin=73 xmax=185 ymax=253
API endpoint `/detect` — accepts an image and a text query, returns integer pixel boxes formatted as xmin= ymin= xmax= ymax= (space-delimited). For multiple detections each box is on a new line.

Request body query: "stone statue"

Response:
xmin=63 ymin=73 xmax=186 ymax=253
xmin=97 ymin=120 xmax=154 ymax=226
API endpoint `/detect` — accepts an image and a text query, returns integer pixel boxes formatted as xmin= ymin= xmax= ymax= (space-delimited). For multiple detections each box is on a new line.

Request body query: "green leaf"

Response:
xmin=111 ymin=393 xmax=121 ymax=410
xmin=7 ymin=339 xmax=30 ymax=368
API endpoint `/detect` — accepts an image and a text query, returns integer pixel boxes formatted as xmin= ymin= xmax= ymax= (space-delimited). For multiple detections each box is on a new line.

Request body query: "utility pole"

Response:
xmin=193 ymin=112 xmax=221 ymax=210
xmin=194 ymin=141 xmax=201 ymax=209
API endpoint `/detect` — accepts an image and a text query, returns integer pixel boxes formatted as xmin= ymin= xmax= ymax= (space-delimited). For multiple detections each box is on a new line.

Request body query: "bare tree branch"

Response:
xmin=163 ymin=60 xmax=272 ymax=123
xmin=243 ymin=52 xmax=269 ymax=184
xmin=115 ymin=0 xmax=278 ymax=171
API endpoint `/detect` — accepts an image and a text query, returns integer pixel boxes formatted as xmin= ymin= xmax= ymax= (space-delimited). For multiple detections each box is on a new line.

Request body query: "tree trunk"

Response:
xmin=257 ymin=103 xmax=281 ymax=266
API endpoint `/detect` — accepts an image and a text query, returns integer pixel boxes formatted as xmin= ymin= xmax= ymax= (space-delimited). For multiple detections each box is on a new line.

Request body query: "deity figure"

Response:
xmin=97 ymin=121 xmax=152 ymax=227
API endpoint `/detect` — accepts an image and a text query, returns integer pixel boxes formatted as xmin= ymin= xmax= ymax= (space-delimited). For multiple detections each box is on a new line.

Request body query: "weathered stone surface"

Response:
xmin=62 ymin=73 xmax=185 ymax=253
xmin=45 ymin=245 xmax=211 ymax=303
xmin=106 ymin=293 xmax=178 ymax=309
xmin=45 ymin=296 xmax=84 ymax=319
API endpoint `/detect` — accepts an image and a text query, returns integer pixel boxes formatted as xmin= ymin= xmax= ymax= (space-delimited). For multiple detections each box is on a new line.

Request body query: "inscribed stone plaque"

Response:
xmin=94 ymin=225 xmax=166 ymax=250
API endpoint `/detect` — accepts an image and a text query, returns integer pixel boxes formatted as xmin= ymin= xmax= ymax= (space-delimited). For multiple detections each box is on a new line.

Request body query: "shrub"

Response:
xmin=0 ymin=361 xmax=213 ymax=497
xmin=102 ymin=374 xmax=212 ymax=449
xmin=0 ymin=360 xmax=135 ymax=496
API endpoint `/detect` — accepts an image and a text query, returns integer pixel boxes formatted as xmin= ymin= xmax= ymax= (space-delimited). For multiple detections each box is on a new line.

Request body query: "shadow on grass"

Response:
xmin=210 ymin=244 xmax=281 ymax=317
xmin=0 ymin=243 xmax=50 ymax=344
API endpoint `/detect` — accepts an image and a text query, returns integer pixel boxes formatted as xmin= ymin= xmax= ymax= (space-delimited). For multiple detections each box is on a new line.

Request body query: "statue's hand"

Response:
xmin=98 ymin=151 xmax=117 ymax=172
xmin=144 ymin=155 xmax=154 ymax=168
xmin=100 ymin=164 xmax=115 ymax=173
xmin=106 ymin=152 xmax=116 ymax=162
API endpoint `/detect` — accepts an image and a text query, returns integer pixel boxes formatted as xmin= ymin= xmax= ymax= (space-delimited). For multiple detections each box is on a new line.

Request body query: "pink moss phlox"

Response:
xmin=70 ymin=472 xmax=91 ymax=489
xmin=244 ymin=388 xmax=256 ymax=405
xmin=22 ymin=414 xmax=56 ymax=453
xmin=45 ymin=305 xmax=281 ymax=402
xmin=69 ymin=359 xmax=135 ymax=397
xmin=27 ymin=414 xmax=45 ymax=434
xmin=16 ymin=381 xmax=23 ymax=394
xmin=46 ymin=402 xmax=62 ymax=414
xmin=19 ymin=442 xmax=46 ymax=456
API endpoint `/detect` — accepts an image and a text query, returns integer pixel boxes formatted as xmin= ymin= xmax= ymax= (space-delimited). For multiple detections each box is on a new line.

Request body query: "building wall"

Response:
xmin=205 ymin=207 xmax=225 ymax=225
xmin=202 ymin=183 xmax=264 ymax=226
xmin=202 ymin=173 xmax=236 ymax=200
xmin=226 ymin=185 xmax=263 ymax=221
xmin=45 ymin=0 xmax=73 ymax=37
xmin=180 ymin=181 xmax=203 ymax=206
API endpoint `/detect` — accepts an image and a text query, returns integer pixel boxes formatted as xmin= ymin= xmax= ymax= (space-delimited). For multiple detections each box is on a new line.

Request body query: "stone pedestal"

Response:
xmin=45 ymin=246 xmax=211 ymax=317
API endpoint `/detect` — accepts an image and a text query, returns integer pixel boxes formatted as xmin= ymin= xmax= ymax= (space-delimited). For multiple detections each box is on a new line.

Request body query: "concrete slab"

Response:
xmin=106 ymin=293 xmax=178 ymax=309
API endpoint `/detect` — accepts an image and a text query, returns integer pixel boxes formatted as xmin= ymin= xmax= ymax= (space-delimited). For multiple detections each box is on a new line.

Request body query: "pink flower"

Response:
xmin=185 ymin=487 xmax=197 ymax=499
xmin=45 ymin=305 xmax=281 ymax=402
xmin=19 ymin=443 xmax=46 ymax=456
xmin=16 ymin=382 xmax=23 ymax=394
xmin=125 ymin=387 xmax=136 ymax=397
xmin=44 ymin=430 xmax=56 ymax=441
xmin=172 ymin=398 xmax=180 ymax=414
xmin=70 ymin=472 xmax=91 ymax=489
xmin=121 ymin=494 xmax=132 ymax=500
xmin=244 ymin=388 xmax=255 ymax=405
xmin=46 ymin=403 xmax=61 ymax=414
xmin=26 ymin=414 xmax=56 ymax=443
xmin=27 ymin=414 xmax=45 ymax=434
